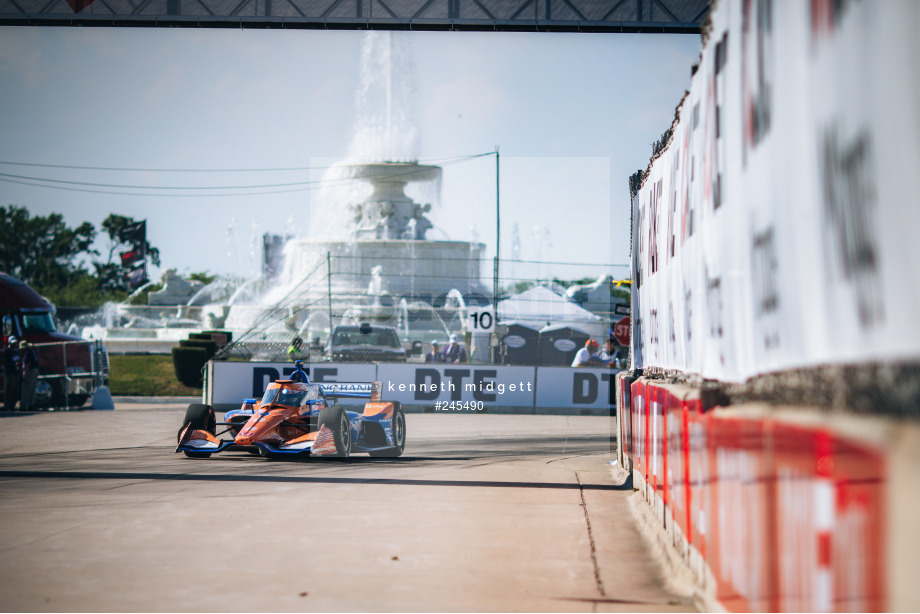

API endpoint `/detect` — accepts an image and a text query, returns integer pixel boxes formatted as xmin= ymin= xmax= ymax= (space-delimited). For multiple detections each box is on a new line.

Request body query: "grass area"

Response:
xmin=108 ymin=354 xmax=202 ymax=397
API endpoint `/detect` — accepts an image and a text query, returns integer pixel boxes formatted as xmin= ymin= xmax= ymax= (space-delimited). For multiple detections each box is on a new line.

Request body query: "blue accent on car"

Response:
xmin=224 ymin=409 xmax=254 ymax=421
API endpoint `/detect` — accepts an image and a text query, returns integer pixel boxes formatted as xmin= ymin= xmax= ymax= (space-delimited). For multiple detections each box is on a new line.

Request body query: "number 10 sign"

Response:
xmin=468 ymin=308 xmax=495 ymax=332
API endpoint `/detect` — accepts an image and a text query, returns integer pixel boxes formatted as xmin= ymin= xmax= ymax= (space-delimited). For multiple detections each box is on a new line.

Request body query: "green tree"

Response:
xmin=45 ymin=271 xmax=129 ymax=309
xmin=0 ymin=205 xmax=96 ymax=288
xmin=552 ymin=276 xmax=595 ymax=290
xmin=188 ymin=271 xmax=216 ymax=285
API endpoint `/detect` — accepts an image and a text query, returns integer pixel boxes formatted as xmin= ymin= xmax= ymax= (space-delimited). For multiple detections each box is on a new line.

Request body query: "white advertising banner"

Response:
xmin=535 ymin=367 xmax=615 ymax=409
xmin=208 ymin=361 xmax=621 ymax=411
xmin=207 ymin=362 xmax=377 ymax=406
xmin=632 ymin=0 xmax=920 ymax=382
xmin=376 ymin=363 xmax=535 ymax=408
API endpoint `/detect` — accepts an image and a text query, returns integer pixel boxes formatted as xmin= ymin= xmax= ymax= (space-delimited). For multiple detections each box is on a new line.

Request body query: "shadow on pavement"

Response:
xmin=0 ymin=469 xmax=633 ymax=491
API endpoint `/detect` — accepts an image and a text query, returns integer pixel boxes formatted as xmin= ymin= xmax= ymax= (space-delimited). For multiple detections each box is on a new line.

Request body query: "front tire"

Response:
xmin=370 ymin=404 xmax=406 ymax=458
xmin=318 ymin=405 xmax=352 ymax=458
xmin=179 ymin=403 xmax=215 ymax=459
xmin=33 ymin=369 xmax=66 ymax=409
xmin=68 ymin=393 xmax=90 ymax=408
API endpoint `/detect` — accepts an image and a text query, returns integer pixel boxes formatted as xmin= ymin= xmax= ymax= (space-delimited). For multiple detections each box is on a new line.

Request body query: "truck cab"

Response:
xmin=0 ymin=273 xmax=108 ymax=408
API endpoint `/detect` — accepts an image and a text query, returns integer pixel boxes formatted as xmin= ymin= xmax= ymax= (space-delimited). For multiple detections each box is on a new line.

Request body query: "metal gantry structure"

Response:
xmin=0 ymin=0 xmax=709 ymax=31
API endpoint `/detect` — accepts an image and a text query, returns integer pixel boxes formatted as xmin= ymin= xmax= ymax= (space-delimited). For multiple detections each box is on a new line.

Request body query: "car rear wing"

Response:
xmin=320 ymin=381 xmax=382 ymax=402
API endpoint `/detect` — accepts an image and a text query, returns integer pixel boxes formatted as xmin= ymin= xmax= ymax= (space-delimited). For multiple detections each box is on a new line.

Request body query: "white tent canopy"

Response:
xmin=497 ymin=286 xmax=607 ymax=339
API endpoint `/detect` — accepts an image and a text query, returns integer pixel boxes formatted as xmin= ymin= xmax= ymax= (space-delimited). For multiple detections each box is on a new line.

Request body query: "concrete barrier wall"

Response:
xmin=616 ymin=373 xmax=920 ymax=611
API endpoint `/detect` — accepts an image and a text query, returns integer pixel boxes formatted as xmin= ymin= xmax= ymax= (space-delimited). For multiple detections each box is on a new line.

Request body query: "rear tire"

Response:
xmin=318 ymin=405 xmax=352 ymax=458
xmin=370 ymin=403 xmax=406 ymax=458
xmin=179 ymin=403 xmax=215 ymax=459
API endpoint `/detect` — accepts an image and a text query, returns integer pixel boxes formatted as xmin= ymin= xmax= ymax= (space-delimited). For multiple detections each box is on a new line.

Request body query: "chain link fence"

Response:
xmin=210 ymin=251 xmax=629 ymax=367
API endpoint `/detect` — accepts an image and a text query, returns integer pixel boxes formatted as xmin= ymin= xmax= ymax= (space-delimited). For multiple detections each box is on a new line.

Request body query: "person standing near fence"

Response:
xmin=19 ymin=340 xmax=38 ymax=411
xmin=572 ymin=339 xmax=605 ymax=367
xmin=442 ymin=334 xmax=468 ymax=364
xmin=3 ymin=336 xmax=20 ymax=411
xmin=425 ymin=340 xmax=444 ymax=363
xmin=602 ymin=337 xmax=623 ymax=369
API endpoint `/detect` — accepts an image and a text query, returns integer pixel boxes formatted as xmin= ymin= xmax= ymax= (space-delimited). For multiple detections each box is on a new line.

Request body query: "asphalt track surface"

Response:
xmin=0 ymin=403 xmax=695 ymax=612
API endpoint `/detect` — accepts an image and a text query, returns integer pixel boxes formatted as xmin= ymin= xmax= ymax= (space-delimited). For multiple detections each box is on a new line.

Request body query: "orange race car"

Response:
xmin=175 ymin=376 xmax=405 ymax=459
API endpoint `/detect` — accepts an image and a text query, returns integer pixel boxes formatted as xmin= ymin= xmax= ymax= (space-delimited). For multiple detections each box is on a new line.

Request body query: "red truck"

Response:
xmin=1 ymin=272 xmax=108 ymax=408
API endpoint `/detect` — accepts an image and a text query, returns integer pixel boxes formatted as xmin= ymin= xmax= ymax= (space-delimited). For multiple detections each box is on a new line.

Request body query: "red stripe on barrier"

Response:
xmin=619 ymin=376 xmax=631 ymax=460
xmin=828 ymin=432 xmax=886 ymax=612
xmin=682 ymin=399 xmax=692 ymax=542
xmin=629 ymin=379 xmax=647 ymax=481
xmin=661 ymin=388 xmax=669 ymax=511
xmin=817 ymin=532 xmax=832 ymax=567
xmin=687 ymin=397 xmax=707 ymax=561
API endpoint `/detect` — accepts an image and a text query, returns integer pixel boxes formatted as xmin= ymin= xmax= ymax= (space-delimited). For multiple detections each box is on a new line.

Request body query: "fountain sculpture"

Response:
xmin=282 ymin=159 xmax=488 ymax=305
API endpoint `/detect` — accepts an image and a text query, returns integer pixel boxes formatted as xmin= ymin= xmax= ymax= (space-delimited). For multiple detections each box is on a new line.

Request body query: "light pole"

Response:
xmin=492 ymin=146 xmax=500 ymax=316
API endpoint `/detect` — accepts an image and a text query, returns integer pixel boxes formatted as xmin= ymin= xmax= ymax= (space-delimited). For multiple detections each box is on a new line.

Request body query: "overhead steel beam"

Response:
xmin=0 ymin=0 xmax=709 ymax=31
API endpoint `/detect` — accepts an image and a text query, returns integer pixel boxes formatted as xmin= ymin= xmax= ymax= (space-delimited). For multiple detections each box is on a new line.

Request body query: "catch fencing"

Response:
xmin=213 ymin=251 xmax=628 ymax=366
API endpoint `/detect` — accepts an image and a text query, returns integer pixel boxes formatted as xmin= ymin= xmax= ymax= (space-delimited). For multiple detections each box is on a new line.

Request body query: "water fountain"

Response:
xmin=78 ymin=31 xmax=490 ymax=355
xmin=283 ymin=159 xmax=489 ymax=305
xmin=251 ymin=30 xmax=490 ymax=345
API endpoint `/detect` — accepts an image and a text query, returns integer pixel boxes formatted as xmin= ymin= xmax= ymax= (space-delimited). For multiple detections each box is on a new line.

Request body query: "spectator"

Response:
xmin=19 ymin=340 xmax=38 ymax=411
xmin=3 ymin=336 xmax=20 ymax=411
xmin=425 ymin=340 xmax=443 ymax=363
xmin=287 ymin=336 xmax=307 ymax=359
xmin=602 ymin=337 xmax=623 ymax=368
xmin=572 ymin=339 xmax=605 ymax=367
xmin=442 ymin=333 xmax=468 ymax=364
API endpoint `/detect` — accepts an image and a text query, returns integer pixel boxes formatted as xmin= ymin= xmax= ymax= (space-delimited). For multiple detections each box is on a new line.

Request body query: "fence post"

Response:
xmin=327 ymin=251 xmax=333 ymax=334
xmin=61 ymin=342 xmax=69 ymax=410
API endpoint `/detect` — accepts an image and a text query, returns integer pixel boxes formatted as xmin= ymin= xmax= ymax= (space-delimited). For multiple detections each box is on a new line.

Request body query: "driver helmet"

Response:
xmin=294 ymin=359 xmax=304 ymax=368
xmin=7 ymin=336 xmax=17 ymax=345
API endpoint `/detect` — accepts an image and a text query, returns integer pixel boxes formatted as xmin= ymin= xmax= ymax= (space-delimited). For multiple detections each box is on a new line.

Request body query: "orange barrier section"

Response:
xmin=617 ymin=374 xmax=886 ymax=612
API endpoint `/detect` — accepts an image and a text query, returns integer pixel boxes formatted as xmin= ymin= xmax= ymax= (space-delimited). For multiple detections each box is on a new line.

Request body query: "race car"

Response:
xmin=175 ymin=378 xmax=406 ymax=459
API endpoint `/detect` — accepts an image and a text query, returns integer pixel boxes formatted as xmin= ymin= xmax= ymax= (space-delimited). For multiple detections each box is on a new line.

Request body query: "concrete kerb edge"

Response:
xmin=620 ymin=378 xmax=723 ymax=612
xmin=625 ymin=487 xmax=723 ymax=613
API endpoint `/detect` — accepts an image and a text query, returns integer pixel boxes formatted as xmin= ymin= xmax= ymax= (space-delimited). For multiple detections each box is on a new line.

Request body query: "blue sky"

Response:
xmin=0 ymin=26 xmax=699 ymax=284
